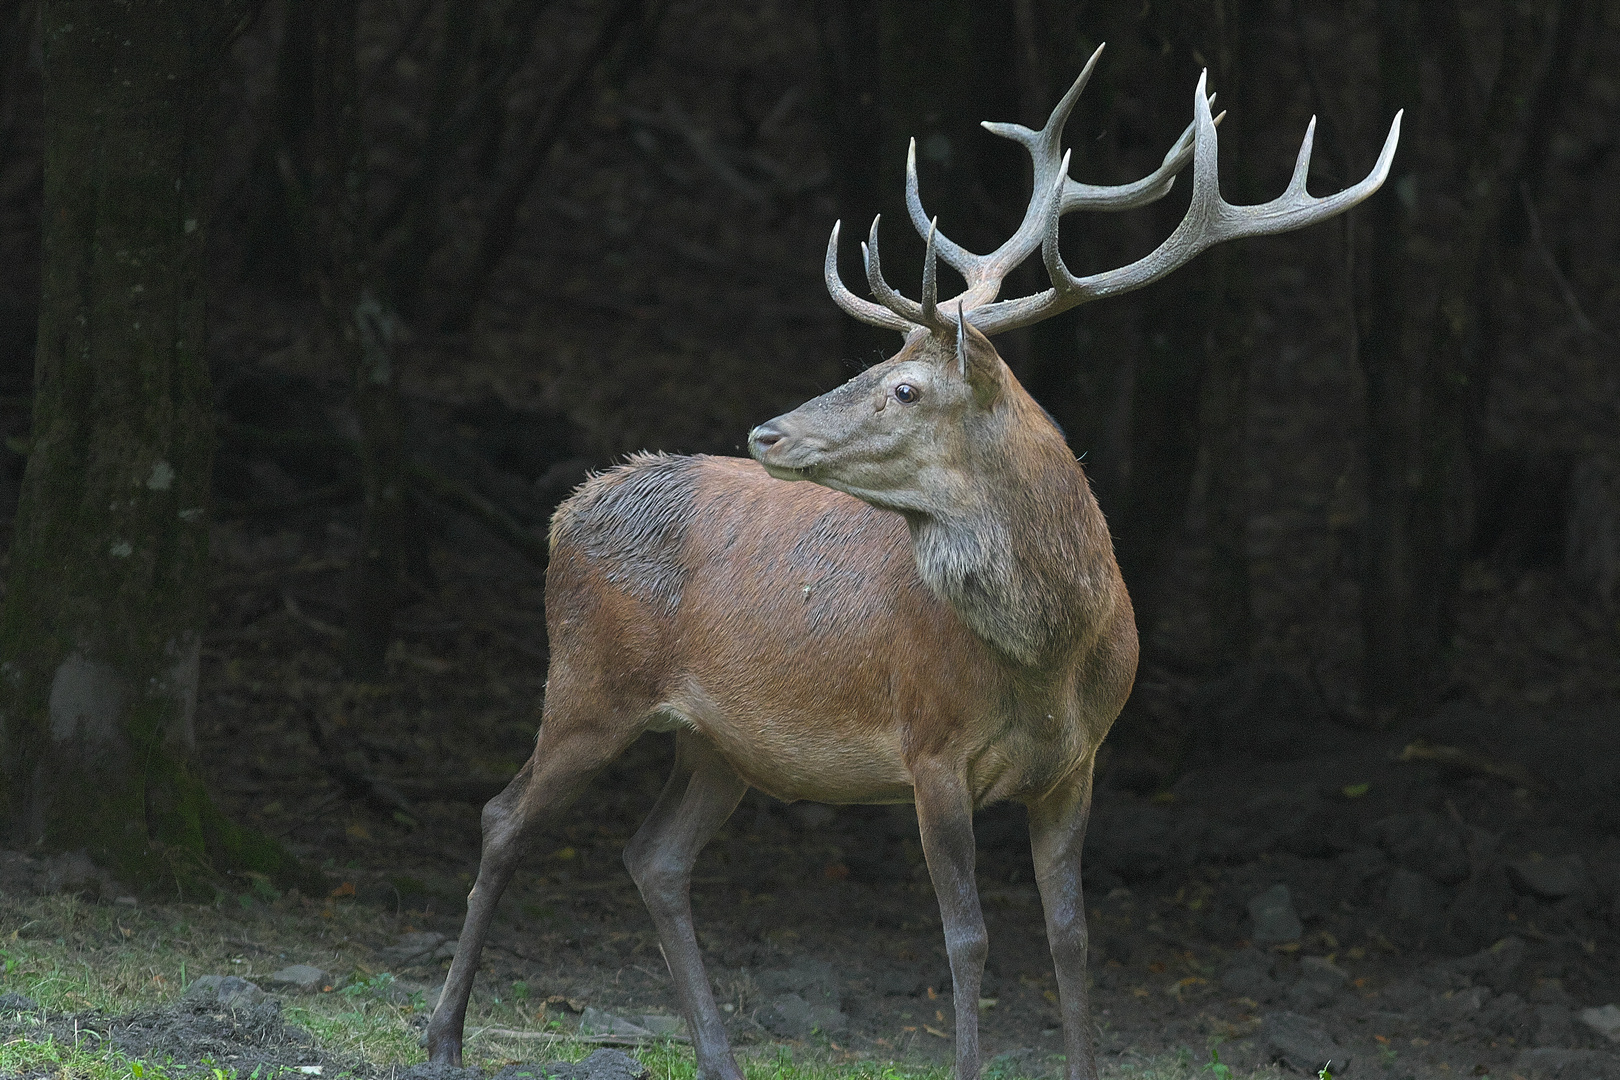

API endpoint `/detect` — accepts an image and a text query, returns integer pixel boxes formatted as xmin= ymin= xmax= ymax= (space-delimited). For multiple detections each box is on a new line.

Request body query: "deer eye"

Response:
xmin=893 ymin=383 xmax=920 ymax=404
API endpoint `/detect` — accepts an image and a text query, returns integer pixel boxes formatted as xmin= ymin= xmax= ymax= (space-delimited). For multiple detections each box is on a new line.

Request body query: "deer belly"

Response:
xmin=656 ymin=680 xmax=915 ymax=804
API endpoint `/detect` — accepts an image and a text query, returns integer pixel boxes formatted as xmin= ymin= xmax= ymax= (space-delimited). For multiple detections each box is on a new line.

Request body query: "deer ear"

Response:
xmin=954 ymin=305 xmax=1003 ymax=405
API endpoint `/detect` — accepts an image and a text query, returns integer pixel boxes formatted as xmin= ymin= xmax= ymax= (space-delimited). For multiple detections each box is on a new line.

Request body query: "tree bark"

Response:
xmin=0 ymin=0 xmax=294 ymax=886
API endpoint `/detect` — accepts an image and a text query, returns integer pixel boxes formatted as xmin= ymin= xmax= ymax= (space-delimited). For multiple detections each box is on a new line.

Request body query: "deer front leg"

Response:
xmin=623 ymin=732 xmax=748 ymax=1080
xmin=913 ymin=759 xmax=989 ymax=1080
xmin=1025 ymin=757 xmax=1098 ymax=1080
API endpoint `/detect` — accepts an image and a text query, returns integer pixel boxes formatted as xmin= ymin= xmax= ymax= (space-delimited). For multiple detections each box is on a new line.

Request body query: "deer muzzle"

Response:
xmin=748 ymin=417 xmax=818 ymax=480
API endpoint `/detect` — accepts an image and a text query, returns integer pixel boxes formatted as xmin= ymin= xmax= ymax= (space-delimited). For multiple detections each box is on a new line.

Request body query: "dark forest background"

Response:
xmin=0 ymin=0 xmax=1616 ymax=882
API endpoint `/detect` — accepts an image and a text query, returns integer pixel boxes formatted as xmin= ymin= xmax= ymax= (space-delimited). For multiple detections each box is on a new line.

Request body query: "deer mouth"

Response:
xmin=748 ymin=419 xmax=824 ymax=481
xmin=759 ymin=460 xmax=817 ymax=482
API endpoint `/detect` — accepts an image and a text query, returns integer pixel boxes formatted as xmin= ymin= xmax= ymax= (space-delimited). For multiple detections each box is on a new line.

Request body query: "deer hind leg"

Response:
xmin=913 ymin=758 xmax=990 ymax=1080
xmin=623 ymin=729 xmax=748 ymax=1080
xmin=426 ymin=711 xmax=638 ymax=1065
xmin=1025 ymin=756 xmax=1098 ymax=1080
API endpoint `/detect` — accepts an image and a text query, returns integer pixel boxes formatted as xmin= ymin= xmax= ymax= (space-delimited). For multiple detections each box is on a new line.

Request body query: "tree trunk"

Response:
xmin=287 ymin=0 xmax=408 ymax=679
xmin=1360 ymin=0 xmax=1563 ymax=717
xmin=0 ymin=0 xmax=294 ymax=887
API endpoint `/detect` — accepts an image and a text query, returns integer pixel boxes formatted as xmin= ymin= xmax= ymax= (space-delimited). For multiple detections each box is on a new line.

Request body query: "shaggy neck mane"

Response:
xmin=906 ymin=390 xmax=1116 ymax=668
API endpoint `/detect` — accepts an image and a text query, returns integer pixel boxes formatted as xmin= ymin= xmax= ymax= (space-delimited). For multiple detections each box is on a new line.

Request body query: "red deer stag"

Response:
xmin=428 ymin=45 xmax=1400 ymax=1080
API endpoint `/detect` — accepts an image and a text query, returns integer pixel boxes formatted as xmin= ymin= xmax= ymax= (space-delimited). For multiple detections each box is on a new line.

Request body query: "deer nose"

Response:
xmin=748 ymin=421 xmax=787 ymax=460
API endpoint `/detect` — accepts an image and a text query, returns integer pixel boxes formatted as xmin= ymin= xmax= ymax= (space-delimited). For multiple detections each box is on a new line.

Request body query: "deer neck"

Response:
xmin=906 ymin=402 xmax=1115 ymax=669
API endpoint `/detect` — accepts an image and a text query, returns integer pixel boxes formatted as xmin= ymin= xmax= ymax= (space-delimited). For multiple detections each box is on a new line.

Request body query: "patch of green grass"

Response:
xmin=1 ymin=891 xmax=1280 ymax=1080
xmin=0 ymin=1032 xmax=288 ymax=1080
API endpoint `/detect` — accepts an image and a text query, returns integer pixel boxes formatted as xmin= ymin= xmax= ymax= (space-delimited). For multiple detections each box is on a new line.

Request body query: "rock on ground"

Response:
xmin=1507 ymin=855 xmax=1586 ymax=900
xmin=182 ymin=975 xmax=267 ymax=1010
xmin=1248 ymin=884 xmax=1303 ymax=945
xmin=1581 ymin=1004 xmax=1620 ymax=1043
xmin=0 ymin=992 xmax=41 ymax=1014
xmin=1260 ymin=1011 xmax=1352 ymax=1074
xmin=755 ymin=958 xmax=848 ymax=1036
xmin=1513 ymin=1047 xmax=1620 ymax=1080
xmin=265 ymin=964 xmax=332 ymax=994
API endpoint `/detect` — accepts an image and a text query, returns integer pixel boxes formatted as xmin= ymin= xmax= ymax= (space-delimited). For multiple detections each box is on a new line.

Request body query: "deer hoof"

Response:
xmin=426 ymin=1035 xmax=462 ymax=1066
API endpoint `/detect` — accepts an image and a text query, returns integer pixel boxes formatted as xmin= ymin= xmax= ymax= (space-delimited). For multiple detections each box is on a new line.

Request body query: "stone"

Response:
xmin=1513 ymin=1048 xmax=1620 ymax=1080
xmin=755 ymin=958 xmax=846 ymax=1034
xmin=1430 ymin=985 xmax=1491 ymax=1023
xmin=758 ymin=958 xmax=839 ymax=1000
xmin=1370 ymin=812 xmax=1469 ymax=885
xmin=265 ymin=964 xmax=331 ymax=994
xmin=383 ymin=931 xmax=455 ymax=965
xmin=1535 ymin=1003 xmax=1575 ymax=1047
xmin=1385 ymin=868 xmax=1448 ymax=926
xmin=1452 ymin=936 xmax=1527 ymax=992
xmin=1221 ymin=966 xmax=1282 ymax=1003
xmin=1335 ymin=847 xmax=1391 ymax=883
xmin=1531 ymin=978 xmax=1575 ymax=1006
xmin=1248 ymin=884 xmax=1303 ymax=945
xmin=1508 ymin=855 xmax=1586 ymax=900
xmin=1285 ymin=957 xmax=1350 ymax=1012
xmin=41 ymin=849 xmax=120 ymax=898
xmin=1377 ymin=981 xmax=1428 ymax=1010
xmin=1580 ymin=1005 xmax=1620 ymax=1043
xmin=757 ymin=992 xmax=847 ymax=1037
xmin=631 ymin=1014 xmax=686 ymax=1038
xmin=578 ymin=1007 xmax=654 ymax=1039
xmin=1481 ymin=993 xmax=1536 ymax=1039
xmin=1284 ymin=980 xmax=1336 ymax=1012
xmin=1298 ymin=957 xmax=1349 ymax=986
xmin=1260 ymin=1011 xmax=1352 ymax=1074
xmin=183 ymin=975 xmax=267 ymax=1010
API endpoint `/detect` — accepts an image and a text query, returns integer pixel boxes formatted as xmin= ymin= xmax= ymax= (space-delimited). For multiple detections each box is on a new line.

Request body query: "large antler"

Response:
xmin=825 ymin=45 xmax=1402 ymax=338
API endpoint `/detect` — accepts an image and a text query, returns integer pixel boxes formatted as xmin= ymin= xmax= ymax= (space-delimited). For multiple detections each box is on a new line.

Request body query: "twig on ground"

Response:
xmin=1397 ymin=739 xmax=1546 ymax=792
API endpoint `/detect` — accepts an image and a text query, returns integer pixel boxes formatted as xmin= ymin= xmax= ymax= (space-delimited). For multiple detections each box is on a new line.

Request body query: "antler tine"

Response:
xmin=824 ymin=220 xmax=916 ymax=333
xmin=973 ymin=72 xmax=1403 ymax=335
xmin=1058 ymin=96 xmax=1220 ymax=214
xmin=920 ymin=218 xmax=941 ymax=326
xmin=862 ymin=216 xmax=930 ymax=327
xmin=1286 ymin=116 xmax=1318 ymax=196
xmin=902 ymin=44 xmax=1120 ymax=305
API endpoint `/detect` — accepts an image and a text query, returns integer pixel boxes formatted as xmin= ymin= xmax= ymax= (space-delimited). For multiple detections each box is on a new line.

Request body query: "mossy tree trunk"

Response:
xmin=0 ymin=0 xmax=292 ymax=888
